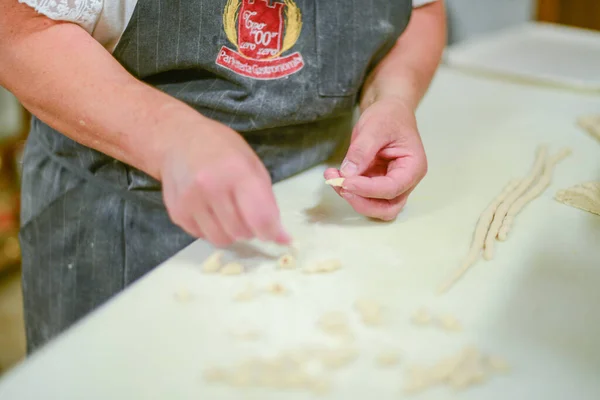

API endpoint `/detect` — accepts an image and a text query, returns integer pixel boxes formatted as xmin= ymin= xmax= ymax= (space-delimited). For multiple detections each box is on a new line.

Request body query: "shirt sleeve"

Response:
xmin=413 ymin=0 xmax=438 ymax=7
xmin=18 ymin=0 xmax=103 ymax=34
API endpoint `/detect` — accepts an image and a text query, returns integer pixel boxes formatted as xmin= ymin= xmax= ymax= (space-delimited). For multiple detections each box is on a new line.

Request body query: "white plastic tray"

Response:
xmin=444 ymin=22 xmax=600 ymax=91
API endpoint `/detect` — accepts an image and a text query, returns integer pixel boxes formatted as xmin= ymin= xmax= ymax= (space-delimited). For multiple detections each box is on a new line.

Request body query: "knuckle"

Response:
xmin=194 ymin=171 xmax=218 ymax=192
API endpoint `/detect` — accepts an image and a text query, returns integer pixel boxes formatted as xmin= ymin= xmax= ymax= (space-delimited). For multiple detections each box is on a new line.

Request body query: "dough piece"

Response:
xmin=354 ymin=298 xmax=383 ymax=326
xmin=411 ymin=308 xmax=432 ymax=325
xmin=201 ymin=250 xmax=224 ymax=273
xmin=317 ymin=311 xmax=352 ymax=338
xmin=265 ymin=282 xmax=288 ymax=295
xmin=233 ymin=284 xmax=256 ymax=302
xmin=498 ymin=148 xmax=572 ymax=240
xmin=436 ymin=315 xmax=463 ymax=332
xmin=484 ymin=145 xmax=548 ymax=260
xmin=325 ymin=177 xmax=345 ymax=187
xmin=437 ymin=179 xmax=521 ymax=294
xmin=577 ymin=114 xmax=600 ymax=142
xmin=375 ymin=350 xmax=401 ymax=367
xmin=555 ymin=181 xmax=600 ymax=216
xmin=277 ymin=254 xmax=296 ymax=269
xmin=220 ymin=262 xmax=244 ymax=275
xmin=303 ymin=259 xmax=342 ymax=274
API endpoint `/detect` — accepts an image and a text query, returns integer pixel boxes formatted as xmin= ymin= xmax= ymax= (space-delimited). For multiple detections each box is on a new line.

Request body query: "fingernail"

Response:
xmin=340 ymin=160 xmax=357 ymax=177
xmin=340 ymin=190 xmax=354 ymax=199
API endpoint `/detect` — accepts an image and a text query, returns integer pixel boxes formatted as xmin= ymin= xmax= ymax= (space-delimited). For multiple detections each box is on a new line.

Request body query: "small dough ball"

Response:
xmin=221 ymin=262 xmax=244 ymax=275
xmin=265 ymin=282 xmax=288 ymax=295
xmin=202 ymin=250 xmax=224 ymax=273
xmin=278 ymin=254 xmax=296 ymax=269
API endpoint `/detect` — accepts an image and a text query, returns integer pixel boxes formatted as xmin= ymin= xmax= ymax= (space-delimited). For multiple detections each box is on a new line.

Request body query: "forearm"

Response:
xmin=0 ymin=2 xmax=208 ymax=180
xmin=360 ymin=1 xmax=446 ymax=112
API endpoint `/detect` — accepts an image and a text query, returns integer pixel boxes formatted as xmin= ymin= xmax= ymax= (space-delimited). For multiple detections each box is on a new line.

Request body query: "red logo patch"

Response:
xmin=216 ymin=0 xmax=305 ymax=80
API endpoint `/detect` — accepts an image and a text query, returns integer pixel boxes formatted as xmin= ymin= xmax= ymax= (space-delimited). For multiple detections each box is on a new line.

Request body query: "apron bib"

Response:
xmin=20 ymin=0 xmax=412 ymax=352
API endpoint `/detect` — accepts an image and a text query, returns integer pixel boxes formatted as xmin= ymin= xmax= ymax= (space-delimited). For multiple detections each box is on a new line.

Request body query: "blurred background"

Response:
xmin=0 ymin=0 xmax=598 ymax=376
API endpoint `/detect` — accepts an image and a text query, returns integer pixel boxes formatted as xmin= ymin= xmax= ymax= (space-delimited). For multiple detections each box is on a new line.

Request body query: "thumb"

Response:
xmin=341 ymin=131 xmax=381 ymax=177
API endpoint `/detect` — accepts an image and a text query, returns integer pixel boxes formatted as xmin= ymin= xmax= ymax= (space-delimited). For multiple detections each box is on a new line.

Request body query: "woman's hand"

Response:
xmin=324 ymin=97 xmax=427 ymax=221
xmin=161 ymin=119 xmax=290 ymax=247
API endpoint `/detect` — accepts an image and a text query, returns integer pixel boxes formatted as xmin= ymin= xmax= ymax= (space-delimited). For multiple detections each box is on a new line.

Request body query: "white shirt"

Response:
xmin=19 ymin=0 xmax=438 ymax=53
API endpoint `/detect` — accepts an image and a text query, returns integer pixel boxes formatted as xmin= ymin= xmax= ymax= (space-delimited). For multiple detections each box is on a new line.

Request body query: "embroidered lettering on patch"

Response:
xmin=216 ymin=0 xmax=305 ymax=80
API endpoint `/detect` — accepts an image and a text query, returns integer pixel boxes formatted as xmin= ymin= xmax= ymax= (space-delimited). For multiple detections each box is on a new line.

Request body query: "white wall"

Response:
xmin=0 ymin=88 xmax=23 ymax=139
xmin=446 ymin=0 xmax=535 ymax=44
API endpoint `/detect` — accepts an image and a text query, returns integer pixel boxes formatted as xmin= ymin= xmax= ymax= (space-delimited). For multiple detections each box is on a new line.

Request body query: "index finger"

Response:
xmin=235 ymin=177 xmax=291 ymax=244
xmin=342 ymin=159 xmax=419 ymax=200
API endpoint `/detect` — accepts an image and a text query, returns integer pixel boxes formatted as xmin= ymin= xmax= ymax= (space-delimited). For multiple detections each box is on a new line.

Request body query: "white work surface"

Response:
xmin=444 ymin=22 xmax=600 ymax=91
xmin=1 ymin=67 xmax=600 ymax=399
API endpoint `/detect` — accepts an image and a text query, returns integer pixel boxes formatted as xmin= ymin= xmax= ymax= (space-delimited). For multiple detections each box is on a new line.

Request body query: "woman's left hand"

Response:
xmin=324 ymin=97 xmax=427 ymax=221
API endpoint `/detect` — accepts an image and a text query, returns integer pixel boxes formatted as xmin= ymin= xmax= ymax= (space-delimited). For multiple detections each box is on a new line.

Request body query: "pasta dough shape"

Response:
xmin=220 ymin=262 xmax=244 ymax=275
xmin=484 ymin=146 xmax=548 ymax=260
xmin=303 ymin=259 xmax=342 ymax=274
xmin=325 ymin=177 xmax=345 ymax=187
xmin=555 ymin=181 xmax=600 ymax=216
xmin=498 ymin=148 xmax=571 ymax=240
xmin=277 ymin=254 xmax=296 ymax=269
xmin=201 ymin=251 xmax=224 ymax=273
xmin=577 ymin=114 xmax=600 ymax=142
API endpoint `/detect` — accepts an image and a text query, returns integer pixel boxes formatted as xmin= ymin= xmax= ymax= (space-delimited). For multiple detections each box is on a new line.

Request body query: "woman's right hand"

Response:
xmin=160 ymin=118 xmax=290 ymax=247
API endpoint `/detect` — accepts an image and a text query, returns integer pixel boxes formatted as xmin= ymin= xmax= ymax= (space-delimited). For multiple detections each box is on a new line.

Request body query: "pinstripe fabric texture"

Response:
xmin=20 ymin=0 xmax=412 ymax=352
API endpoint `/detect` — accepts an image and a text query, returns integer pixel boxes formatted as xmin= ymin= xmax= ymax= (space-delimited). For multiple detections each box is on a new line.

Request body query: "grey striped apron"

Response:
xmin=20 ymin=0 xmax=412 ymax=352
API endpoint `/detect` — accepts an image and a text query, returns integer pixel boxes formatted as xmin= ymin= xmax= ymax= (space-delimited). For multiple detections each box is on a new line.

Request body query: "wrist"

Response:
xmin=120 ymin=84 xmax=212 ymax=180
xmin=360 ymin=77 xmax=420 ymax=113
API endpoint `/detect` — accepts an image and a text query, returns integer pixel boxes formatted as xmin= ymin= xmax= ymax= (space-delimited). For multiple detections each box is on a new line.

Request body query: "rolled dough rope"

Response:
xmin=325 ymin=177 xmax=345 ymax=187
xmin=497 ymin=148 xmax=572 ymax=240
xmin=437 ymin=179 xmax=520 ymax=294
xmin=483 ymin=146 xmax=548 ymax=260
